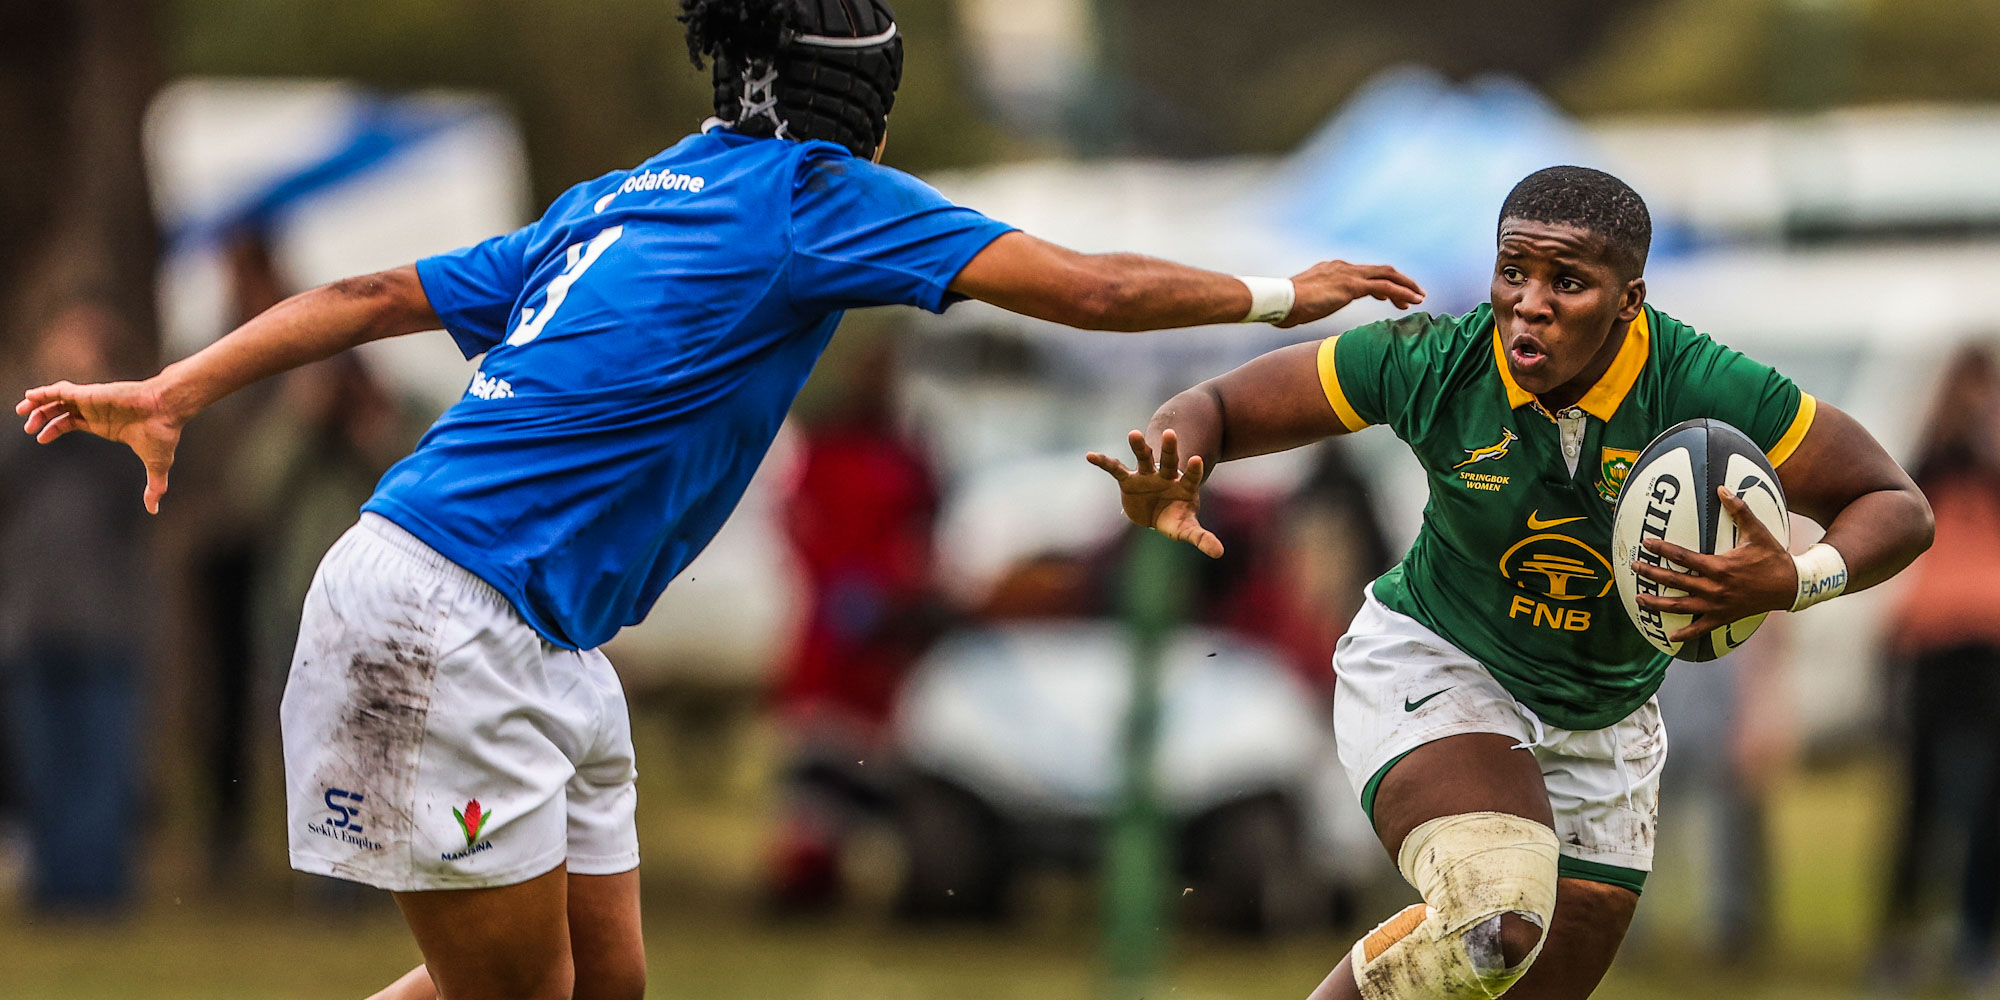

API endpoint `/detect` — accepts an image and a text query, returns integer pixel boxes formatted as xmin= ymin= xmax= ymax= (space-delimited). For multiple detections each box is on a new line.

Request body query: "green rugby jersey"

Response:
xmin=1319 ymin=303 xmax=1816 ymax=731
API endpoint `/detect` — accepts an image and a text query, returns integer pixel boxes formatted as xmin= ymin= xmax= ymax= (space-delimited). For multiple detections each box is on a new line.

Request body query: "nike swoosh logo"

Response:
xmin=1526 ymin=510 xmax=1587 ymax=530
xmin=1404 ymin=689 xmax=1450 ymax=712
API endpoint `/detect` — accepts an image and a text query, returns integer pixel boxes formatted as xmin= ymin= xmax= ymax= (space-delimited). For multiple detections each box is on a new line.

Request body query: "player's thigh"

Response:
xmin=1504 ymin=876 xmax=1639 ymax=1000
xmin=394 ymin=864 xmax=574 ymax=1000
xmin=1370 ymin=731 xmax=1555 ymax=855
xmin=569 ymin=869 xmax=646 ymax=1000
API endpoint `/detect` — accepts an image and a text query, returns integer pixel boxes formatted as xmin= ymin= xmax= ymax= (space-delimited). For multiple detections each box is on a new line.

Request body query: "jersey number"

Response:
xmin=505 ymin=225 xmax=625 ymax=347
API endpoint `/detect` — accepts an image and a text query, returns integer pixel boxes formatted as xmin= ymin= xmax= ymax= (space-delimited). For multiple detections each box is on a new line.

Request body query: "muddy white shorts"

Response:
xmin=1332 ymin=592 xmax=1666 ymax=893
xmin=281 ymin=514 xmax=640 ymax=891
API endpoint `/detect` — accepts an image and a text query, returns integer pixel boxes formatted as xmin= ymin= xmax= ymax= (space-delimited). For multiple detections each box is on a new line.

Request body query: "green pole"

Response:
xmin=1104 ymin=528 xmax=1193 ymax=998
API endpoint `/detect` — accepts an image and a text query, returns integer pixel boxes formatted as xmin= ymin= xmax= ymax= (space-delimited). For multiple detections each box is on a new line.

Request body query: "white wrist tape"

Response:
xmin=1236 ymin=275 xmax=1296 ymax=324
xmin=1791 ymin=542 xmax=1849 ymax=612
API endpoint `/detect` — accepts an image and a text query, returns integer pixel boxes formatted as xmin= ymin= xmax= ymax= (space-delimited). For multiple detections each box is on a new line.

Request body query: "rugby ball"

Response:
xmin=1611 ymin=419 xmax=1789 ymax=662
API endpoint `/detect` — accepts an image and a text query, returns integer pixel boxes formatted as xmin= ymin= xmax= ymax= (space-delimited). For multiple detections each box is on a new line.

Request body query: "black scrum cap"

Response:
xmin=681 ymin=0 xmax=904 ymax=159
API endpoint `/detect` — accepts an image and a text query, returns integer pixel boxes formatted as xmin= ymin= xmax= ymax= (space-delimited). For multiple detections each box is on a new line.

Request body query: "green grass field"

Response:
xmin=0 ymin=730 xmax=1913 ymax=1000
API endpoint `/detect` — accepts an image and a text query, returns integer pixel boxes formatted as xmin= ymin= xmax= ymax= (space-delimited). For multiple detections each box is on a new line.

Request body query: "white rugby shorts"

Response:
xmin=1333 ymin=592 xmax=1666 ymax=885
xmin=282 ymin=514 xmax=640 ymax=891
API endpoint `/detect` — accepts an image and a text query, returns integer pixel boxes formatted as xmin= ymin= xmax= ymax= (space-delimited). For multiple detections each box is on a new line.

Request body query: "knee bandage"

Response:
xmin=1348 ymin=812 xmax=1560 ymax=999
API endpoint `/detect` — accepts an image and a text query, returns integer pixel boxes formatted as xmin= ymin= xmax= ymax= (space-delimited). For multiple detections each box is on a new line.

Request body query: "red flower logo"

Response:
xmin=452 ymin=799 xmax=490 ymax=846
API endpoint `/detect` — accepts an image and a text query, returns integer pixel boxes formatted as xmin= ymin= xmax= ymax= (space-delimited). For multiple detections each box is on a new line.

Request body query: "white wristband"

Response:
xmin=1237 ymin=275 xmax=1296 ymax=324
xmin=1791 ymin=543 xmax=1849 ymax=612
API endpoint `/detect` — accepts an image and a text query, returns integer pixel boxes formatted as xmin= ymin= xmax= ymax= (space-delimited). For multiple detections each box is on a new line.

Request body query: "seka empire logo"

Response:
xmin=307 ymin=786 xmax=385 ymax=851
xmin=442 ymin=798 xmax=496 ymax=862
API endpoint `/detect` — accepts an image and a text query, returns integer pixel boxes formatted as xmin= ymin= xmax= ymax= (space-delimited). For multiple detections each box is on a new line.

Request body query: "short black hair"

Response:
xmin=681 ymin=0 xmax=904 ymax=160
xmin=1498 ymin=166 xmax=1652 ymax=277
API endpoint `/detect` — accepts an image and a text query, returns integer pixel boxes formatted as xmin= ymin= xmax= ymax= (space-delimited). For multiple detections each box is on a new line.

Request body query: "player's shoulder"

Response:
xmin=1641 ymin=303 xmax=1707 ymax=355
xmin=1641 ymin=302 xmax=1767 ymax=373
xmin=1341 ymin=303 xmax=1493 ymax=362
xmin=792 ymin=141 xmax=945 ymax=201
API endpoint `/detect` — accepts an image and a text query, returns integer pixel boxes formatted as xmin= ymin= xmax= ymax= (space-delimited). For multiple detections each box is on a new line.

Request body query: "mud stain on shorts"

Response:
xmin=333 ymin=604 xmax=440 ymax=830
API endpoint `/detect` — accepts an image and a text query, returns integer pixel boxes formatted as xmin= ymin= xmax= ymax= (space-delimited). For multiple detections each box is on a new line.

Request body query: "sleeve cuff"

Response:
xmin=1767 ymin=392 xmax=1817 ymax=468
xmin=414 ymin=257 xmax=498 ymax=360
xmin=1317 ymin=335 xmax=1371 ymax=433
xmin=925 ymin=223 xmax=1017 ymax=314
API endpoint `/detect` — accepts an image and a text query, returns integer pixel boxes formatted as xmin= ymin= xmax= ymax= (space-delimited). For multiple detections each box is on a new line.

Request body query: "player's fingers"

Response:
xmin=1128 ymin=430 xmax=1157 ymax=476
xmin=23 ymin=399 xmax=69 ymax=435
xmin=1641 ymin=538 xmax=1718 ymax=574
xmin=143 ymin=458 xmax=171 ymax=515
xmin=1182 ymin=455 xmax=1207 ymax=491
xmin=1718 ymin=487 xmax=1779 ymax=548
xmin=1158 ymin=509 xmax=1224 ymax=559
xmin=1668 ymin=617 xmax=1722 ymax=643
xmin=1194 ymin=528 xmax=1225 ymax=559
xmin=1159 ymin=429 xmax=1183 ymax=479
xmin=1085 ymin=452 xmax=1132 ymax=482
xmin=33 ymin=411 xmax=76 ymax=444
xmin=1361 ymin=279 xmax=1421 ymax=308
xmin=21 ymin=382 xmax=76 ymax=416
xmin=14 ymin=396 xmax=34 ymax=417
xmin=1634 ymin=592 xmax=1713 ymax=615
xmin=22 ymin=381 xmax=70 ymax=403
xmin=1364 ymin=266 xmax=1427 ymax=301
xmin=1629 ymin=558 xmax=1721 ymax=596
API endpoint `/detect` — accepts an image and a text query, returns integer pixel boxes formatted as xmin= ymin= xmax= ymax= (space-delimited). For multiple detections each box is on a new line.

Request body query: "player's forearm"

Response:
xmin=155 ymin=266 xmax=437 ymax=422
xmin=1075 ymin=254 xmax=1253 ymax=332
xmin=1815 ymin=485 xmax=1934 ymax=594
xmin=950 ymin=233 xmax=1253 ymax=332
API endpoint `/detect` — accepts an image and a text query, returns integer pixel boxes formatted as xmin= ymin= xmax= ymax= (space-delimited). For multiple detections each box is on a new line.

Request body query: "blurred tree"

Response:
xmin=1561 ymin=0 xmax=2000 ymax=115
xmin=1101 ymin=0 xmax=1625 ymax=156
xmin=168 ymin=0 xmax=1006 ymax=208
xmin=1035 ymin=0 xmax=2000 ymax=157
xmin=0 ymin=0 xmax=161 ymax=380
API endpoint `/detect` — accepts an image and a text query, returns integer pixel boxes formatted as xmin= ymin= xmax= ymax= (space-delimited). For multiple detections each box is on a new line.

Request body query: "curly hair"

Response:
xmin=1498 ymin=166 xmax=1653 ymax=277
xmin=679 ymin=0 xmax=903 ymax=159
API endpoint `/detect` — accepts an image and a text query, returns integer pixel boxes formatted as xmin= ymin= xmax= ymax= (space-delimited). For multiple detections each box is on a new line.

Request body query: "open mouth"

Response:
xmin=1508 ymin=335 xmax=1549 ymax=372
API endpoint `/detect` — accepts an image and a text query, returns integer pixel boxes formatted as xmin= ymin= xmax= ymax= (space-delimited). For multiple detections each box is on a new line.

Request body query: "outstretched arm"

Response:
xmin=950 ymin=232 xmax=1424 ymax=332
xmin=16 ymin=265 xmax=439 ymax=512
xmin=1086 ymin=341 xmax=1354 ymax=556
xmin=1631 ymin=400 xmax=1934 ymax=640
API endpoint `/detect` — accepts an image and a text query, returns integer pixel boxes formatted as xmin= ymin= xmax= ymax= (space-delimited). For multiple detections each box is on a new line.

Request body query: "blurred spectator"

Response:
xmin=0 ymin=304 xmax=154 ymax=915
xmin=1873 ymin=345 xmax=2000 ymax=993
xmin=238 ymin=355 xmax=408 ymax=679
xmin=182 ymin=230 xmax=290 ymax=880
xmin=1207 ymin=443 xmax=1393 ymax=696
xmin=766 ymin=345 xmax=945 ymax=912
xmin=1649 ymin=618 xmax=1794 ymax=964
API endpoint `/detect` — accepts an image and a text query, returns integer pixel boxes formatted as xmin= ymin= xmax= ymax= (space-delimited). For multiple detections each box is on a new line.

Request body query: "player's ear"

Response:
xmin=1616 ymin=277 xmax=1646 ymax=324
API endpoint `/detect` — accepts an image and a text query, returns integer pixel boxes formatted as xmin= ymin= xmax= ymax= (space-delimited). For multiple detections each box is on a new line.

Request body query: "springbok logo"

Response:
xmin=1596 ymin=447 xmax=1640 ymax=502
xmin=1452 ymin=428 xmax=1519 ymax=469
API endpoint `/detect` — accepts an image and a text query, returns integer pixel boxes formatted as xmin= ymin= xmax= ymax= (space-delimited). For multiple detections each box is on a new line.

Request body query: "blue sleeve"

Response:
xmin=785 ymin=149 xmax=1015 ymax=314
xmin=415 ymin=223 xmax=539 ymax=359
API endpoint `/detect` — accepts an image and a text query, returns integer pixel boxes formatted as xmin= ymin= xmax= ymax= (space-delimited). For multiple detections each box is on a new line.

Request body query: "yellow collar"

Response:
xmin=1492 ymin=308 xmax=1650 ymax=421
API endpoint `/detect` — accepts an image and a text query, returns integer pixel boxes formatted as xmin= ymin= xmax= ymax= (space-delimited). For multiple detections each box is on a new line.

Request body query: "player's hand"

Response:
xmin=1279 ymin=260 xmax=1426 ymax=328
xmin=16 ymin=379 xmax=183 ymax=514
xmin=1085 ymin=429 xmax=1224 ymax=558
xmin=1628 ymin=487 xmax=1798 ymax=643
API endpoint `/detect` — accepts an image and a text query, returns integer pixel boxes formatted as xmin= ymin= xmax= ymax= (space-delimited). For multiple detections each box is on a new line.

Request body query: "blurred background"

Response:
xmin=5 ymin=0 xmax=2000 ymax=997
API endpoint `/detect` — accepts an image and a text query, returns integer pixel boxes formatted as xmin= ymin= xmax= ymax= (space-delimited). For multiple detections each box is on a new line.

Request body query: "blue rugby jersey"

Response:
xmin=365 ymin=125 xmax=1014 ymax=649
